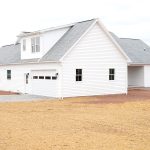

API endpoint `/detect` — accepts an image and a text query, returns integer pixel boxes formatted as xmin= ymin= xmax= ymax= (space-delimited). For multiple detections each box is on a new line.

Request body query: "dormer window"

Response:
xmin=23 ymin=39 xmax=26 ymax=51
xmin=31 ymin=37 xmax=40 ymax=53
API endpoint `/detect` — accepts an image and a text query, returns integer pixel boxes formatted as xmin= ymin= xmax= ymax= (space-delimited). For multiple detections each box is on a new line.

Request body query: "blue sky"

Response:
xmin=0 ymin=0 xmax=150 ymax=46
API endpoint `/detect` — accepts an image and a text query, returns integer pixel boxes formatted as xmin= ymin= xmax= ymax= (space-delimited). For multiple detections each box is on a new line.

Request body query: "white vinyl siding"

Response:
xmin=21 ymin=27 xmax=69 ymax=59
xmin=23 ymin=39 xmax=26 ymax=51
xmin=61 ymin=23 xmax=127 ymax=97
xmin=144 ymin=65 xmax=150 ymax=87
xmin=0 ymin=63 xmax=61 ymax=98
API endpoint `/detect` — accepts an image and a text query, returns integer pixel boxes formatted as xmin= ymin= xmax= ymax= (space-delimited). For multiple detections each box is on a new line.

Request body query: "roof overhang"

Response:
xmin=128 ymin=62 xmax=150 ymax=66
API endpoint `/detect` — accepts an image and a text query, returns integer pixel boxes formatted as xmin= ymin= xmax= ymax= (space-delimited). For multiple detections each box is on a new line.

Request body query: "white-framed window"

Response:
xmin=31 ymin=37 xmax=40 ymax=53
xmin=35 ymin=37 xmax=40 ymax=52
xmin=31 ymin=38 xmax=35 ymax=52
xmin=23 ymin=39 xmax=26 ymax=51
xmin=7 ymin=70 xmax=11 ymax=80
xmin=76 ymin=69 xmax=82 ymax=81
xmin=109 ymin=68 xmax=115 ymax=80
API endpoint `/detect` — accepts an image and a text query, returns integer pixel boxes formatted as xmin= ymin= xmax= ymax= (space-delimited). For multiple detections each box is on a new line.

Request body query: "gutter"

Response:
xmin=0 ymin=60 xmax=61 ymax=66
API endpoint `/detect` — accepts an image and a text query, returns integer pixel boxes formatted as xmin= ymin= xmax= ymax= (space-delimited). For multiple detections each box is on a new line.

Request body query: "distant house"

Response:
xmin=0 ymin=18 xmax=149 ymax=98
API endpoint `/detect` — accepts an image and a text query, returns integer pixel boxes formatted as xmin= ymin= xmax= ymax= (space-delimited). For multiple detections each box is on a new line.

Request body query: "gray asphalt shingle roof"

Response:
xmin=40 ymin=19 xmax=95 ymax=61
xmin=0 ymin=44 xmax=21 ymax=65
xmin=0 ymin=19 xmax=95 ymax=65
xmin=0 ymin=20 xmax=150 ymax=65
xmin=110 ymin=32 xmax=150 ymax=64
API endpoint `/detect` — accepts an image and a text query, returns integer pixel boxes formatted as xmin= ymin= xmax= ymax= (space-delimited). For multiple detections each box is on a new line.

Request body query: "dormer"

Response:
xmin=18 ymin=26 xmax=70 ymax=60
xmin=20 ymin=34 xmax=42 ymax=59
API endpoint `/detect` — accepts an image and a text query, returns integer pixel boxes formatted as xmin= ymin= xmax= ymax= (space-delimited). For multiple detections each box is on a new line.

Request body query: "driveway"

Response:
xmin=0 ymin=94 xmax=54 ymax=102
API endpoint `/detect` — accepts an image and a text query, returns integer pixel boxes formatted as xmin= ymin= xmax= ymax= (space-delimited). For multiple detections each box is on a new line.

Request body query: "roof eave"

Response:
xmin=0 ymin=60 xmax=61 ymax=66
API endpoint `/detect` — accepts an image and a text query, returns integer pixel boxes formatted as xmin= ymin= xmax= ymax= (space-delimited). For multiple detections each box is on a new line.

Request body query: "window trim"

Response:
xmin=31 ymin=37 xmax=40 ymax=53
xmin=76 ymin=69 xmax=82 ymax=82
xmin=52 ymin=76 xmax=57 ymax=80
xmin=33 ymin=76 xmax=38 ymax=79
xmin=39 ymin=76 xmax=44 ymax=79
xmin=109 ymin=68 xmax=115 ymax=81
xmin=35 ymin=37 xmax=40 ymax=52
xmin=45 ymin=76 xmax=51 ymax=80
xmin=31 ymin=38 xmax=36 ymax=53
xmin=7 ymin=70 xmax=11 ymax=80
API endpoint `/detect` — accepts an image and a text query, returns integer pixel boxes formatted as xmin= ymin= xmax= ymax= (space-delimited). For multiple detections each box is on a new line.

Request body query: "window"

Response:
xmin=7 ymin=70 xmax=11 ymax=80
xmin=39 ymin=76 xmax=44 ymax=79
xmin=109 ymin=68 xmax=115 ymax=80
xmin=45 ymin=76 xmax=51 ymax=80
xmin=33 ymin=76 xmax=38 ymax=79
xmin=52 ymin=76 xmax=57 ymax=80
xmin=23 ymin=39 xmax=26 ymax=51
xmin=76 ymin=69 xmax=82 ymax=81
xmin=31 ymin=37 xmax=40 ymax=53
xmin=31 ymin=38 xmax=35 ymax=52
xmin=35 ymin=37 xmax=40 ymax=52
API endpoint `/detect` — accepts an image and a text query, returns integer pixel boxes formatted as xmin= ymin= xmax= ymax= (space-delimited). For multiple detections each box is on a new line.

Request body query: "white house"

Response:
xmin=0 ymin=18 xmax=149 ymax=98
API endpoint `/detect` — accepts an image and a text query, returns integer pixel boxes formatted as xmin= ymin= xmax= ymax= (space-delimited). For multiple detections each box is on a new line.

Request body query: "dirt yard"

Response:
xmin=0 ymin=89 xmax=150 ymax=150
xmin=0 ymin=91 xmax=18 ymax=95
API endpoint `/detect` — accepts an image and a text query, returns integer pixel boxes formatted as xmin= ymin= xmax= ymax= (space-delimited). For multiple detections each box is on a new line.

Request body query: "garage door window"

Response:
xmin=39 ymin=76 xmax=44 ymax=79
xmin=52 ymin=76 xmax=57 ymax=80
xmin=45 ymin=76 xmax=51 ymax=80
xmin=33 ymin=76 xmax=38 ymax=79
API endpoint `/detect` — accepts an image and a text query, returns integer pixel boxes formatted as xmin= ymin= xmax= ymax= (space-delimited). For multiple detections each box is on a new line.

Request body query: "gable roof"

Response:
xmin=0 ymin=19 xmax=96 ymax=65
xmin=0 ymin=19 xmax=150 ymax=65
xmin=40 ymin=19 xmax=96 ymax=62
xmin=110 ymin=32 xmax=150 ymax=64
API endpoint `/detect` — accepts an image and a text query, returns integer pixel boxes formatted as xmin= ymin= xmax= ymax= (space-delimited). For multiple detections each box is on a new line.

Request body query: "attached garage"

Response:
xmin=31 ymin=70 xmax=59 ymax=97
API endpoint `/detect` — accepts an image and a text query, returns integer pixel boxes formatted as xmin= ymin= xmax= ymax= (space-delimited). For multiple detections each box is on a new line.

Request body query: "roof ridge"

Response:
xmin=18 ymin=18 xmax=97 ymax=37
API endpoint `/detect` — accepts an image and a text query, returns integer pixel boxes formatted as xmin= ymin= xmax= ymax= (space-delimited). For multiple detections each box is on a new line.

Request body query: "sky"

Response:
xmin=0 ymin=0 xmax=150 ymax=46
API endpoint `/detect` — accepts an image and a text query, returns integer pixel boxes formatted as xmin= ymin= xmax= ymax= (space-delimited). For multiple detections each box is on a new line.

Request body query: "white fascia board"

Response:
xmin=97 ymin=19 xmax=131 ymax=63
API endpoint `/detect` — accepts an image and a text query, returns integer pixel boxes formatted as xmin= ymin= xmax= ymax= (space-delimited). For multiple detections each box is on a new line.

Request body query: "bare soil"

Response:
xmin=72 ymin=89 xmax=150 ymax=104
xmin=0 ymin=89 xmax=150 ymax=150
xmin=0 ymin=90 xmax=18 ymax=95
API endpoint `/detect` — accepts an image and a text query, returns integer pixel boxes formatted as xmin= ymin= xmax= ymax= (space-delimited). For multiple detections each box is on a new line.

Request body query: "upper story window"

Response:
xmin=31 ymin=37 xmax=40 ymax=53
xmin=109 ymin=68 xmax=115 ymax=80
xmin=23 ymin=39 xmax=26 ymax=51
xmin=76 ymin=69 xmax=82 ymax=81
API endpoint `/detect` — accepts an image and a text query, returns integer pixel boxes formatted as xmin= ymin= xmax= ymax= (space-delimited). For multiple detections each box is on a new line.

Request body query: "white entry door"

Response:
xmin=31 ymin=70 xmax=58 ymax=97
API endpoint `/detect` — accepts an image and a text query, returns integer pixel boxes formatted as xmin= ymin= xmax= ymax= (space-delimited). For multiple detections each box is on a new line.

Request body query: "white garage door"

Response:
xmin=31 ymin=70 xmax=58 ymax=97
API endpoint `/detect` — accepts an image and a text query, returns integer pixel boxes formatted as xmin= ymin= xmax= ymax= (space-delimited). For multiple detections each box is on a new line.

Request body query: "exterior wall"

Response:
xmin=61 ymin=23 xmax=128 ymax=97
xmin=0 ymin=63 xmax=61 ymax=97
xmin=144 ymin=65 xmax=150 ymax=87
xmin=128 ymin=66 xmax=144 ymax=87
xmin=20 ymin=27 xmax=69 ymax=59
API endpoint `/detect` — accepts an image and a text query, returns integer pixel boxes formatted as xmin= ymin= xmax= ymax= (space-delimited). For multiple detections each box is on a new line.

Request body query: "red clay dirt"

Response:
xmin=75 ymin=89 xmax=150 ymax=104
xmin=0 ymin=90 xmax=18 ymax=95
